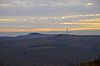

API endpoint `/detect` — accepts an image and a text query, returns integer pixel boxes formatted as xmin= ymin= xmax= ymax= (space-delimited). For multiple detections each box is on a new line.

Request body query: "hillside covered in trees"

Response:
xmin=0 ymin=33 xmax=100 ymax=66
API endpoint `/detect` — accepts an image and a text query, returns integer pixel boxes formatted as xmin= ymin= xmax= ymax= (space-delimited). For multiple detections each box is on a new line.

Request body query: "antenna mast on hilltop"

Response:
xmin=66 ymin=28 xmax=69 ymax=34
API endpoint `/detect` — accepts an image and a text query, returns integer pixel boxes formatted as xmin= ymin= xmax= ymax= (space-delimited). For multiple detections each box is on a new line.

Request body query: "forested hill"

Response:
xmin=0 ymin=33 xmax=100 ymax=66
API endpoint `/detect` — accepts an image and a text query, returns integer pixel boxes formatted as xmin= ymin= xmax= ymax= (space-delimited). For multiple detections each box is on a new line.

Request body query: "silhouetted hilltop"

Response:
xmin=28 ymin=32 xmax=43 ymax=35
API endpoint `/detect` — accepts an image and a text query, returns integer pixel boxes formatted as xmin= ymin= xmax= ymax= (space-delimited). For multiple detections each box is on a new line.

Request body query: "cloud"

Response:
xmin=0 ymin=14 xmax=100 ymax=22
xmin=0 ymin=18 xmax=17 ymax=22
xmin=0 ymin=13 xmax=100 ymax=30
xmin=0 ymin=0 xmax=100 ymax=32
xmin=0 ymin=0 xmax=99 ymax=16
xmin=59 ymin=22 xmax=100 ymax=28
xmin=0 ymin=0 xmax=96 ymax=8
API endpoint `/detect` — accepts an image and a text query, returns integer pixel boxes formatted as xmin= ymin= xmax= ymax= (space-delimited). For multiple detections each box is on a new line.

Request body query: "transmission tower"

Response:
xmin=66 ymin=28 xmax=69 ymax=34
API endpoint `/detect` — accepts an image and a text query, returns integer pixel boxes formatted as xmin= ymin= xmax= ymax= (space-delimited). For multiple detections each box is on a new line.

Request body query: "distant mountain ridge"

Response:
xmin=1 ymin=32 xmax=100 ymax=38
xmin=28 ymin=32 xmax=43 ymax=35
xmin=0 ymin=33 xmax=100 ymax=66
xmin=0 ymin=30 xmax=100 ymax=36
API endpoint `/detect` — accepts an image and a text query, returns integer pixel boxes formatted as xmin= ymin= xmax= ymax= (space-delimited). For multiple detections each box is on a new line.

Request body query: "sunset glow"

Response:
xmin=0 ymin=0 xmax=100 ymax=34
xmin=0 ymin=28 xmax=100 ymax=32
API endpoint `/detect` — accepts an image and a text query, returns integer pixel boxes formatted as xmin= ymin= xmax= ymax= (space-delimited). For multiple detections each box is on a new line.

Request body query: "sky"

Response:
xmin=0 ymin=0 xmax=100 ymax=33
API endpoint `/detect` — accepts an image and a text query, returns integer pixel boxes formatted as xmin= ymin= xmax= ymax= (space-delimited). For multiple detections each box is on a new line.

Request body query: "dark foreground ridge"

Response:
xmin=0 ymin=33 xmax=100 ymax=66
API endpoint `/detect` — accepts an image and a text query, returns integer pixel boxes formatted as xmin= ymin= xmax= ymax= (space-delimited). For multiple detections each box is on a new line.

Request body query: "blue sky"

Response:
xmin=0 ymin=0 xmax=100 ymax=33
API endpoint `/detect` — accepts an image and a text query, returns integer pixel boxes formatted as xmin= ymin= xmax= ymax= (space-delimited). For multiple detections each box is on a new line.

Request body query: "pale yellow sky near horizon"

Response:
xmin=0 ymin=28 xmax=100 ymax=32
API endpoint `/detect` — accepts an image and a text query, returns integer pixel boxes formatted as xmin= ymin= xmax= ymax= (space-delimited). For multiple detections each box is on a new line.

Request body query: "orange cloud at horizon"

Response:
xmin=0 ymin=28 xmax=100 ymax=32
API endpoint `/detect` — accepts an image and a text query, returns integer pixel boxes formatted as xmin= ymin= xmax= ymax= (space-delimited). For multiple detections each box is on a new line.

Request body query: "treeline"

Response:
xmin=77 ymin=59 xmax=100 ymax=66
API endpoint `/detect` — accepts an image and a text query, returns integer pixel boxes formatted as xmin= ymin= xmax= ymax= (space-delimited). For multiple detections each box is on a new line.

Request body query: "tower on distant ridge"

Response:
xmin=66 ymin=28 xmax=68 ymax=34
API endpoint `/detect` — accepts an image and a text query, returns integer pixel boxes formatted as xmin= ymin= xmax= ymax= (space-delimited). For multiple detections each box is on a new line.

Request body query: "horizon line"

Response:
xmin=0 ymin=28 xmax=100 ymax=32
